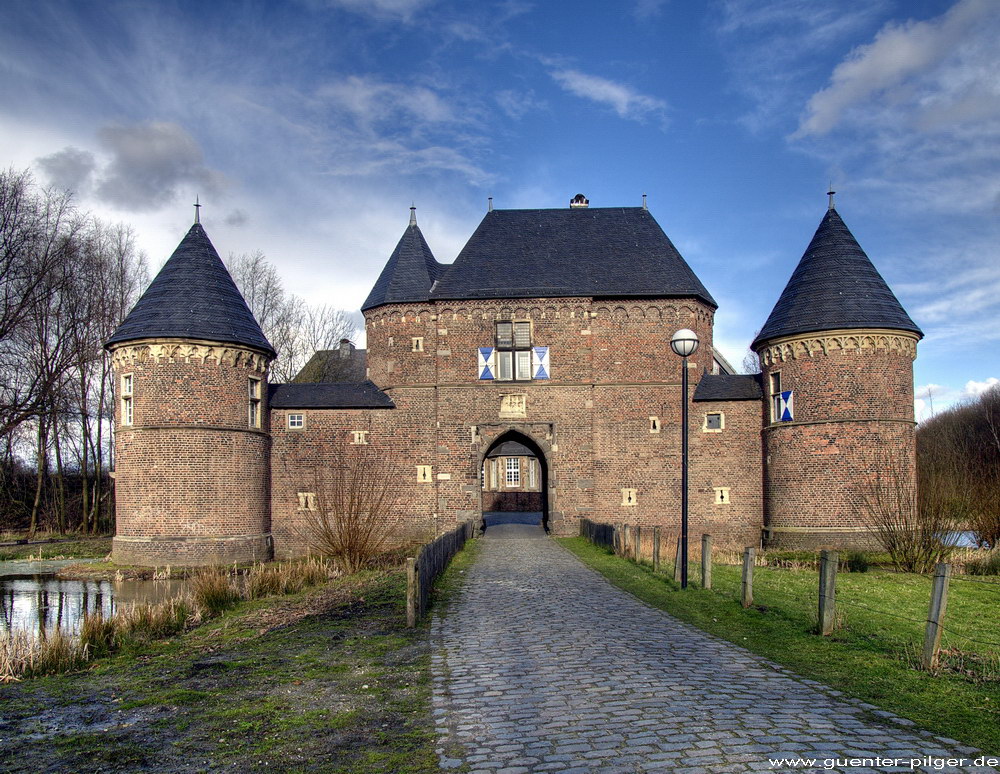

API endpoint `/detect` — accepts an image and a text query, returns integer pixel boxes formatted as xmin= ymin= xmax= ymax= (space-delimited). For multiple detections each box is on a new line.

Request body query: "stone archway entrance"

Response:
xmin=474 ymin=425 xmax=554 ymax=532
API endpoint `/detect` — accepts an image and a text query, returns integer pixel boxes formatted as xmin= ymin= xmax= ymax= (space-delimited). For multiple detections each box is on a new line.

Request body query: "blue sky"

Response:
xmin=2 ymin=0 xmax=999 ymax=416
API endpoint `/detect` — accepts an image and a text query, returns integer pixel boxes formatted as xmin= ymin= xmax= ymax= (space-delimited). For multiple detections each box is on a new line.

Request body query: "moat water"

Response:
xmin=0 ymin=560 xmax=189 ymax=639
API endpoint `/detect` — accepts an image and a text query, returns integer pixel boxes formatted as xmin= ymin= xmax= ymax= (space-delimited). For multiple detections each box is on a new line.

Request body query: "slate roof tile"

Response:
xmin=361 ymin=222 xmax=443 ymax=311
xmin=753 ymin=209 xmax=921 ymax=348
xmin=106 ymin=223 xmax=274 ymax=355
xmin=268 ymin=381 xmax=395 ymax=409
xmin=693 ymin=373 xmax=763 ymax=402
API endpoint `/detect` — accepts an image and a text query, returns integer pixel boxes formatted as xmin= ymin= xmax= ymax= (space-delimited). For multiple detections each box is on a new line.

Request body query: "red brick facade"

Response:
xmin=108 ymin=207 xmax=920 ymax=565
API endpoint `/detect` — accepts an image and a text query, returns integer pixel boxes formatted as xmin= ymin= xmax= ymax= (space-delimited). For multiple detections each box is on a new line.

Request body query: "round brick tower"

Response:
xmin=106 ymin=219 xmax=276 ymax=566
xmin=753 ymin=203 xmax=922 ymax=549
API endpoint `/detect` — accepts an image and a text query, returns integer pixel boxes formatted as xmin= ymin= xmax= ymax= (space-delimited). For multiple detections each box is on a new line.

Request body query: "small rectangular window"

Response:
xmin=714 ymin=487 xmax=731 ymax=505
xmin=649 ymin=416 xmax=660 ymax=433
xmin=248 ymin=377 xmax=261 ymax=428
xmin=505 ymin=457 xmax=520 ymax=486
xmin=416 ymin=465 xmax=433 ymax=483
xmin=621 ymin=488 xmax=637 ymax=506
xmin=351 ymin=430 xmax=369 ymax=445
xmin=411 ymin=337 xmax=424 ymax=352
xmin=770 ymin=372 xmax=782 ymax=423
xmin=297 ymin=492 xmax=317 ymax=511
xmin=513 ymin=321 xmax=531 ymax=348
xmin=704 ymin=412 xmax=724 ymax=432
xmin=498 ymin=351 xmax=513 ymax=381
xmin=496 ymin=322 xmax=513 ymax=348
xmin=287 ymin=413 xmax=305 ymax=429
xmin=121 ymin=373 xmax=134 ymax=426
xmin=515 ymin=350 xmax=531 ymax=380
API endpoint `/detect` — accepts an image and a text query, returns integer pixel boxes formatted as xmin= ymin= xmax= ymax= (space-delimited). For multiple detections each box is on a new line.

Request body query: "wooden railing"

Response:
xmin=406 ymin=520 xmax=475 ymax=627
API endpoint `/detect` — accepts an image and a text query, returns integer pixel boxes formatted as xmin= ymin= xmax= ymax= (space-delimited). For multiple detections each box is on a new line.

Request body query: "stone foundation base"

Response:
xmin=112 ymin=534 xmax=273 ymax=567
xmin=763 ymin=528 xmax=881 ymax=551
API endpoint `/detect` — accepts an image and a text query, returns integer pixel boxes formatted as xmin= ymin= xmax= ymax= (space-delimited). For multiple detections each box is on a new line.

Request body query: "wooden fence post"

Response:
xmin=634 ymin=526 xmax=642 ymax=562
xmin=741 ymin=546 xmax=755 ymax=608
xmin=652 ymin=527 xmax=661 ymax=572
xmin=818 ymin=550 xmax=838 ymax=636
xmin=922 ymin=563 xmax=952 ymax=670
xmin=406 ymin=557 xmax=418 ymax=628
xmin=701 ymin=534 xmax=712 ymax=590
xmin=673 ymin=537 xmax=683 ymax=583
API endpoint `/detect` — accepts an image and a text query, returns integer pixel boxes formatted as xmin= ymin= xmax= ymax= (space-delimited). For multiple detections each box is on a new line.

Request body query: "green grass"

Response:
xmin=0 ymin=536 xmax=112 ymax=561
xmin=559 ymin=536 xmax=1000 ymax=754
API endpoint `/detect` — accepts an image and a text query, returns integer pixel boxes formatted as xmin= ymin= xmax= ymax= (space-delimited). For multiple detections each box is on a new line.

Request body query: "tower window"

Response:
xmin=121 ymin=373 xmax=134 ymax=426
xmin=411 ymin=337 xmax=424 ymax=352
xmin=714 ymin=487 xmax=731 ymax=504
xmin=248 ymin=377 xmax=262 ymax=428
xmin=621 ymin=488 xmax=637 ymax=506
xmin=649 ymin=416 xmax=660 ymax=433
xmin=703 ymin=412 xmax=724 ymax=432
xmin=496 ymin=321 xmax=532 ymax=380
xmin=416 ymin=465 xmax=433 ymax=482
xmin=769 ymin=372 xmax=782 ymax=423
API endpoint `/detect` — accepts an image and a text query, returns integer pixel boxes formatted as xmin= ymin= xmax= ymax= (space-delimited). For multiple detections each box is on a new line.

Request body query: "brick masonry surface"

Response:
xmin=431 ymin=525 xmax=997 ymax=774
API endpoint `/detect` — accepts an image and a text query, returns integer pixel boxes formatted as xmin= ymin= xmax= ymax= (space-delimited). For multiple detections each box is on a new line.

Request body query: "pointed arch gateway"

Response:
xmin=475 ymin=426 xmax=554 ymax=532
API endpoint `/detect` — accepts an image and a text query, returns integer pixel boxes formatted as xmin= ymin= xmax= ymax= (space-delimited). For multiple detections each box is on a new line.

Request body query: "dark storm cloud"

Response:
xmin=224 ymin=209 xmax=248 ymax=227
xmin=94 ymin=122 xmax=226 ymax=211
xmin=35 ymin=146 xmax=97 ymax=196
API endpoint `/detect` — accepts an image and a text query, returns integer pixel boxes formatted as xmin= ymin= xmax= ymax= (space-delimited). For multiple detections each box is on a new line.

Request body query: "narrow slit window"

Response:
xmin=769 ymin=371 xmax=782 ymax=423
xmin=248 ymin=377 xmax=262 ymax=428
xmin=411 ymin=337 xmax=424 ymax=352
xmin=649 ymin=416 xmax=660 ymax=433
xmin=121 ymin=373 xmax=134 ymax=426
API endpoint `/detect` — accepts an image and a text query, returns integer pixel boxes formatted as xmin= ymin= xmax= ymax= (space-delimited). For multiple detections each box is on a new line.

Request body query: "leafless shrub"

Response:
xmin=298 ymin=443 xmax=402 ymax=573
xmin=856 ymin=446 xmax=956 ymax=573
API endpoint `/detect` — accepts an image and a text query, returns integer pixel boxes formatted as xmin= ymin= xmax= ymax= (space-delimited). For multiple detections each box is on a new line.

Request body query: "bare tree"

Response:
xmin=296 ymin=442 xmax=401 ymax=572
xmin=226 ymin=251 xmax=356 ymax=382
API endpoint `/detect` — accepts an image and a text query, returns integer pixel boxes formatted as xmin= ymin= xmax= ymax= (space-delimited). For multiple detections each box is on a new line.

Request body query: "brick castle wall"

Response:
xmin=110 ymin=339 xmax=273 ymax=566
xmin=757 ymin=330 xmax=919 ymax=549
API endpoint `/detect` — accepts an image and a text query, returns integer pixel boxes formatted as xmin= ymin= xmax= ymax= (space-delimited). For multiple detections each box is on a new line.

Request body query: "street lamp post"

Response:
xmin=670 ymin=328 xmax=700 ymax=589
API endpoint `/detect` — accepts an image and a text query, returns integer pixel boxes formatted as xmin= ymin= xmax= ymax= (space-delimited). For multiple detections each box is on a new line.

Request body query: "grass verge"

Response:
xmin=559 ymin=536 xmax=1000 ymax=754
xmin=0 ymin=536 xmax=112 ymax=561
xmin=0 ymin=567 xmax=446 ymax=774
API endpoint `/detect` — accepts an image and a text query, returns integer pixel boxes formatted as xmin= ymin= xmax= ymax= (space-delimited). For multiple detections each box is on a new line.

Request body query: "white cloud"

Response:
xmin=95 ymin=122 xmax=226 ymax=212
xmin=550 ymin=69 xmax=667 ymax=123
xmin=318 ymin=75 xmax=455 ymax=126
xmin=495 ymin=89 xmax=546 ymax=120
xmin=915 ymin=377 xmax=999 ymax=421
xmin=633 ymin=0 xmax=667 ymax=20
xmin=322 ymin=0 xmax=432 ymax=22
xmin=794 ymin=0 xmax=994 ymax=137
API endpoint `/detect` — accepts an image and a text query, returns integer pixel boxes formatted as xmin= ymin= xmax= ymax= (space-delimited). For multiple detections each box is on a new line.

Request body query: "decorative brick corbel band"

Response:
xmin=109 ymin=339 xmax=271 ymax=371
xmin=757 ymin=328 xmax=919 ymax=366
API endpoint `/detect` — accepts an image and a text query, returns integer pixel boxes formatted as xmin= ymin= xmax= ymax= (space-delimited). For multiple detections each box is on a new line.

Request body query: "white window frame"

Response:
xmin=528 ymin=459 xmax=537 ymax=490
xmin=248 ymin=377 xmax=262 ymax=428
xmin=496 ymin=321 xmax=532 ymax=381
xmin=121 ymin=373 xmax=134 ymax=426
xmin=287 ymin=413 xmax=305 ymax=430
xmin=769 ymin=371 xmax=782 ymax=423
xmin=505 ymin=457 xmax=520 ymax=487
xmin=703 ymin=412 xmax=725 ymax=432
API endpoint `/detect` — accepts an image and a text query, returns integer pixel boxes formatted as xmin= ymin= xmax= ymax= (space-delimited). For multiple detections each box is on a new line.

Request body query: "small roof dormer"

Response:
xmin=106 ymin=221 xmax=275 ymax=357
xmin=752 ymin=206 xmax=922 ymax=349
xmin=361 ymin=207 xmax=443 ymax=312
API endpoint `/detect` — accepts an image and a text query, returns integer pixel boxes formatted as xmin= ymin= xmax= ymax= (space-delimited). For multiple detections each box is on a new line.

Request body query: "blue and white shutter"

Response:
xmin=778 ymin=390 xmax=794 ymax=421
xmin=531 ymin=347 xmax=550 ymax=379
xmin=478 ymin=347 xmax=496 ymax=380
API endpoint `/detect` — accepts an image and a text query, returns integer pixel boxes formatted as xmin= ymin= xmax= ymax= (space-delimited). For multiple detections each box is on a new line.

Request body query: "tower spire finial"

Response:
xmin=194 ymin=196 xmax=201 ymax=224
xmin=409 ymin=203 xmax=416 ymax=226
xmin=827 ymin=184 xmax=836 ymax=210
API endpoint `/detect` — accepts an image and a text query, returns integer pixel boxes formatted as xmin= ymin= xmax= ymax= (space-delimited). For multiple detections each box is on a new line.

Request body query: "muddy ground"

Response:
xmin=0 ymin=571 xmax=439 ymax=774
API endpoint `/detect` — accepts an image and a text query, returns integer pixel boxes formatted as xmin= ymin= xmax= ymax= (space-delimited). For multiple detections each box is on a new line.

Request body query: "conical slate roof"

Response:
xmin=429 ymin=207 xmax=716 ymax=307
xmin=361 ymin=216 xmax=442 ymax=312
xmin=106 ymin=223 xmax=275 ymax=356
xmin=752 ymin=209 xmax=921 ymax=349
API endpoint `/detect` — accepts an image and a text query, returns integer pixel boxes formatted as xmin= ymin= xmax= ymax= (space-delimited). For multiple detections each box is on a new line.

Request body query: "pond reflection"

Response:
xmin=0 ymin=563 xmax=189 ymax=639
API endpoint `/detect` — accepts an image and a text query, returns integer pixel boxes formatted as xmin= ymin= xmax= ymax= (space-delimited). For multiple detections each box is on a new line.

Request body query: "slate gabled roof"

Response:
xmin=106 ymin=223 xmax=275 ymax=356
xmin=428 ymin=208 xmax=715 ymax=307
xmin=693 ymin=373 xmax=763 ymax=402
xmin=752 ymin=209 xmax=922 ymax=348
xmin=361 ymin=220 xmax=443 ymax=312
xmin=268 ymin=381 xmax=395 ymax=409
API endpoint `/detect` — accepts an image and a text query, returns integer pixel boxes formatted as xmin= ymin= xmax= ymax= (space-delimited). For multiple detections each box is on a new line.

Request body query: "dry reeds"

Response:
xmin=190 ymin=568 xmax=241 ymax=617
xmin=246 ymin=557 xmax=332 ymax=599
xmin=0 ymin=630 xmax=89 ymax=682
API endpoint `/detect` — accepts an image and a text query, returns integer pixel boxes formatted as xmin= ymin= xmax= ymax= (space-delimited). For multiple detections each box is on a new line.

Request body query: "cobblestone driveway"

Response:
xmin=431 ymin=523 xmax=997 ymax=773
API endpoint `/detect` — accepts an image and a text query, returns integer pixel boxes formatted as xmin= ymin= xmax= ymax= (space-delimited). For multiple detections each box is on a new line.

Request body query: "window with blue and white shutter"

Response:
xmin=478 ymin=323 xmax=550 ymax=381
